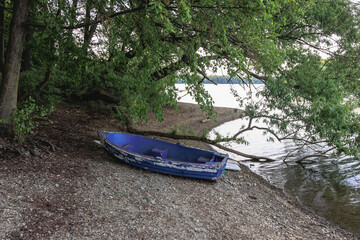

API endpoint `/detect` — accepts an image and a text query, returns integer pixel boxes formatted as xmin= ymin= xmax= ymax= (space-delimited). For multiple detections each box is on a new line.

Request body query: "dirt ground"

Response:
xmin=0 ymin=103 xmax=356 ymax=239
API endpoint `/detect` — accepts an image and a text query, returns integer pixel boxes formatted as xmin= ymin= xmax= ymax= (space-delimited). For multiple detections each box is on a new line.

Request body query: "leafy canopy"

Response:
xmin=13 ymin=0 xmax=360 ymax=157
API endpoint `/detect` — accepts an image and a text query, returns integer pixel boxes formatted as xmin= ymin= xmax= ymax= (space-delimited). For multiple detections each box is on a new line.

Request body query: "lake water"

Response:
xmin=176 ymin=84 xmax=360 ymax=236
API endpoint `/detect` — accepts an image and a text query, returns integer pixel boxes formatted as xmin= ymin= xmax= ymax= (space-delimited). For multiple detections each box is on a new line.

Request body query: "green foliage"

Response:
xmin=169 ymin=124 xmax=180 ymax=135
xmin=200 ymin=129 xmax=209 ymax=139
xmin=246 ymin=0 xmax=360 ymax=158
xmin=10 ymin=97 xmax=54 ymax=142
xmin=0 ymin=0 xmax=357 ymax=158
xmin=19 ymin=68 xmax=63 ymax=105
xmin=180 ymin=125 xmax=195 ymax=136
xmin=23 ymin=0 xmax=309 ymax=122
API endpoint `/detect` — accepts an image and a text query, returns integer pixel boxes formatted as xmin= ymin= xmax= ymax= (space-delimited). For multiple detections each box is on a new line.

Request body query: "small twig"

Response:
xmin=230 ymin=122 xmax=282 ymax=143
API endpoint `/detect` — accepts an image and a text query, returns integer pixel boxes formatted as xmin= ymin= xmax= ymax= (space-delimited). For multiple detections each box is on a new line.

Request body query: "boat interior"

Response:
xmin=104 ymin=132 xmax=226 ymax=164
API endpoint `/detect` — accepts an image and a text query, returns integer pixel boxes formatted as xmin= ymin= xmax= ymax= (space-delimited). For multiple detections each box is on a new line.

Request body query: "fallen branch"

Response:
xmin=295 ymin=147 xmax=335 ymax=163
xmin=213 ymin=143 xmax=276 ymax=162
xmin=126 ymin=126 xmax=276 ymax=162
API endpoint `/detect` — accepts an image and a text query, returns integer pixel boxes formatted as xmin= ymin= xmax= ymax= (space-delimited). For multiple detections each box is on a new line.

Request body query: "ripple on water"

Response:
xmin=178 ymin=84 xmax=360 ymax=236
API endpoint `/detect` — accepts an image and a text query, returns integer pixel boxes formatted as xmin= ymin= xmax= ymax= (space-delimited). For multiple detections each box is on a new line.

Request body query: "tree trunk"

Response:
xmin=81 ymin=3 xmax=98 ymax=76
xmin=0 ymin=0 xmax=31 ymax=120
xmin=0 ymin=0 xmax=5 ymax=73
xmin=83 ymin=3 xmax=98 ymax=56
xmin=21 ymin=28 xmax=33 ymax=72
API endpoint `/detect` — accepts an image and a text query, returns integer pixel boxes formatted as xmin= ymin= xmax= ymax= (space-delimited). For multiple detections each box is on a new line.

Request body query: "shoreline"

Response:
xmin=0 ymin=103 xmax=356 ymax=239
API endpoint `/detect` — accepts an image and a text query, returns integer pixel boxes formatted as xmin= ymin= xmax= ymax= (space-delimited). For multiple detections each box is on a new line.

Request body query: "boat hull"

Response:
xmin=99 ymin=132 xmax=228 ymax=180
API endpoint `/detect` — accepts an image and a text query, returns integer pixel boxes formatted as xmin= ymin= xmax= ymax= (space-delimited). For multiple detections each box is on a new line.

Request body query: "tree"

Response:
xmin=0 ymin=0 xmax=359 ymax=160
xmin=0 ymin=0 xmax=31 ymax=119
xmin=0 ymin=0 xmax=6 ymax=73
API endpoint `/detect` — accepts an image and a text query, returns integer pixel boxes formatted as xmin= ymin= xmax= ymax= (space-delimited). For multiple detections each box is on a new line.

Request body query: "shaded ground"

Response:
xmin=0 ymin=103 xmax=356 ymax=239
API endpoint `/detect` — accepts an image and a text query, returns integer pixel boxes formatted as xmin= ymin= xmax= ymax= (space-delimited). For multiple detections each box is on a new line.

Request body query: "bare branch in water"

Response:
xmin=295 ymin=147 xmax=336 ymax=163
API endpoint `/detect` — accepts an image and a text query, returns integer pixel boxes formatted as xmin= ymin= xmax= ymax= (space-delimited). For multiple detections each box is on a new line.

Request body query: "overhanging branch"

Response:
xmin=26 ymin=6 xmax=145 ymax=30
xmin=126 ymin=126 xmax=276 ymax=162
xmin=243 ymin=69 xmax=268 ymax=82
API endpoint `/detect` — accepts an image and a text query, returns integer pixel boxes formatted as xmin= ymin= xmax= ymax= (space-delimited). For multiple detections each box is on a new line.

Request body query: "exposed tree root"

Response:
xmin=0 ymin=123 xmax=13 ymax=138
xmin=0 ymin=135 xmax=57 ymax=159
xmin=0 ymin=144 xmax=28 ymax=158
xmin=33 ymin=137 xmax=57 ymax=151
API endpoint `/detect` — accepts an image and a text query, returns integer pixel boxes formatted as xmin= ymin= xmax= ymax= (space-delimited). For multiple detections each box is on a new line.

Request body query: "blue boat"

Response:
xmin=99 ymin=131 xmax=229 ymax=180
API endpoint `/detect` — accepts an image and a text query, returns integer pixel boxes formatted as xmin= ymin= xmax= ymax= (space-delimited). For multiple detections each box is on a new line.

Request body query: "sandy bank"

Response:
xmin=0 ymin=103 xmax=355 ymax=239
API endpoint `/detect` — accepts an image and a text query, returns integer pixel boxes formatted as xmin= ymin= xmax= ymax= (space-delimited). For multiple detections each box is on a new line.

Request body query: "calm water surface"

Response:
xmin=177 ymin=84 xmax=360 ymax=236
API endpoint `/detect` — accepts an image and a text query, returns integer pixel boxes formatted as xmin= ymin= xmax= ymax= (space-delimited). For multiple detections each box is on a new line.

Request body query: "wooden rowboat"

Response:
xmin=99 ymin=131 xmax=228 ymax=180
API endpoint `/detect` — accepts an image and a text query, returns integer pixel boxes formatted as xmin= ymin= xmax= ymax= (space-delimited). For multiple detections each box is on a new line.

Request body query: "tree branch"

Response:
xmin=27 ymin=6 xmax=145 ymax=30
xmin=295 ymin=147 xmax=335 ymax=163
xmin=243 ymin=69 xmax=268 ymax=82
xmin=196 ymin=68 xmax=217 ymax=85
xmin=125 ymin=124 xmax=276 ymax=162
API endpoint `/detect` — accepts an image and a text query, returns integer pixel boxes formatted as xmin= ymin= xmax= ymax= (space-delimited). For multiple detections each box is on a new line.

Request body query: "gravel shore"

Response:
xmin=0 ymin=103 xmax=356 ymax=239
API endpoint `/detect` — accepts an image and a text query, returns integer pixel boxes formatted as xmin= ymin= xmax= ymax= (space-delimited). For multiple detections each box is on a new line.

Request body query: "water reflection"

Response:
xmin=210 ymin=117 xmax=360 ymax=236
xmin=287 ymin=159 xmax=360 ymax=236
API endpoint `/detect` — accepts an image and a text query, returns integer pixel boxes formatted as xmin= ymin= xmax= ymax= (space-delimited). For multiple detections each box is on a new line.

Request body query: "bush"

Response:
xmin=10 ymin=97 xmax=54 ymax=142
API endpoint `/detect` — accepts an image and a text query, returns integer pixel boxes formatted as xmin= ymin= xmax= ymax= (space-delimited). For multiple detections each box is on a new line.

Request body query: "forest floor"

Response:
xmin=0 ymin=102 xmax=357 ymax=239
